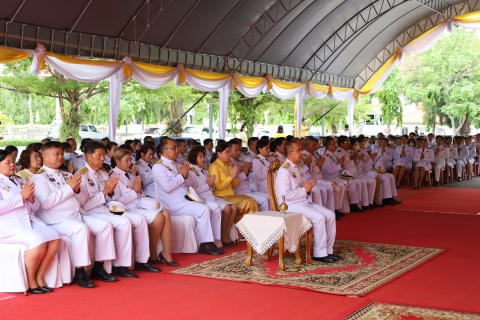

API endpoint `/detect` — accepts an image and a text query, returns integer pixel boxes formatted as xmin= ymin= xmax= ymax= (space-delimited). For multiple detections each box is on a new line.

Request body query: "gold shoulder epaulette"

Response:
xmin=155 ymin=159 xmax=163 ymax=164
xmin=35 ymin=168 xmax=45 ymax=174
xmin=255 ymin=156 xmax=260 ymax=159
xmin=283 ymin=162 xmax=290 ymax=169
xmin=135 ymin=160 xmax=140 ymax=165
xmin=189 ymin=167 xmax=196 ymax=171
xmin=78 ymin=167 xmax=88 ymax=175
xmin=245 ymin=152 xmax=250 ymax=156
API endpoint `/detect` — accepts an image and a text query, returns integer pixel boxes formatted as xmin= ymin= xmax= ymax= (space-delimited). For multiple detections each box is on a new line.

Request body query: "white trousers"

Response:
xmin=204 ymin=201 xmax=223 ymax=241
xmin=81 ymin=215 xmax=116 ymax=262
xmin=287 ymin=202 xmax=336 ymax=257
xmin=170 ymin=201 xmax=214 ymax=243
xmin=433 ymin=163 xmax=445 ymax=182
xmin=343 ymin=179 xmax=362 ymax=205
xmin=357 ymin=174 xmax=376 ymax=205
xmin=365 ymin=171 xmax=397 ymax=199
xmin=0 ymin=222 xmax=59 ymax=249
xmin=48 ymin=219 xmax=91 ymax=267
xmin=87 ymin=212 xmax=134 ymax=266
xmin=456 ymin=159 xmax=467 ymax=177
xmin=312 ymin=183 xmax=335 ymax=212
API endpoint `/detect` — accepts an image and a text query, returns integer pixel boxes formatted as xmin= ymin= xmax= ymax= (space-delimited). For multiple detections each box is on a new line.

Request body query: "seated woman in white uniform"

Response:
xmin=251 ymin=139 xmax=272 ymax=195
xmin=0 ymin=150 xmax=60 ymax=294
xmin=135 ymin=144 xmax=157 ymax=198
xmin=186 ymin=147 xmax=237 ymax=247
xmin=111 ymin=148 xmax=177 ymax=267
xmin=412 ymin=138 xmax=434 ymax=189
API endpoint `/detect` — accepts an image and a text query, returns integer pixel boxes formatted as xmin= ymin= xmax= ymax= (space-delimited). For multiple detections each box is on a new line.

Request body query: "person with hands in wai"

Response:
xmin=186 ymin=147 xmax=237 ymax=247
xmin=32 ymin=141 xmax=114 ymax=288
xmin=275 ymin=141 xmax=338 ymax=263
xmin=110 ymin=147 xmax=173 ymax=269
xmin=78 ymin=142 xmax=160 ymax=280
xmin=153 ymin=138 xmax=224 ymax=255
xmin=209 ymin=141 xmax=258 ymax=223
xmin=0 ymin=150 xmax=61 ymax=294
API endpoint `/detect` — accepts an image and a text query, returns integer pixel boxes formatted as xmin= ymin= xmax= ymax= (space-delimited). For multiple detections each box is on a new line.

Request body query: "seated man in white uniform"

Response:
xmin=335 ymin=136 xmax=372 ymax=211
xmin=276 ymin=141 xmax=339 ymax=263
xmin=372 ymin=138 xmax=394 ymax=171
xmin=228 ymin=139 xmax=269 ymax=211
xmin=432 ymin=136 xmax=450 ymax=186
xmin=252 ymin=139 xmax=273 ymax=195
xmin=31 ymin=141 xmax=116 ymax=287
xmin=176 ymin=139 xmax=187 ymax=164
xmin=135 ymin=143 xmax=157 ymax=198
xmin=244 ymin=137 xmax=259 ymax=192
xmin=322 ymin=137 xmax=364 ymax=213
xmin=152 ymin=138 xmax=224 ymax=255
xmin=357 ymin=135 xmax=400 ymax=206
xmin=80 ymin=141 xmax=160 ymax=276
xmin=203 ymin=138 xmax=214 ymax=168
xmin=455 ymin=136 xmax=469 ymax=181
xmin=273 ymin=138 xmax=287 ymax=163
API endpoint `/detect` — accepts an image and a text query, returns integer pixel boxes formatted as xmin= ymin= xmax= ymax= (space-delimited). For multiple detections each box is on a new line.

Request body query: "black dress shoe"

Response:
xmin=134 ymin=262 xmax=161 ymax=273
xmin=199 ymin=242 xmax=224 ymax=255
xmin=363 ymin=205 xmax=373 ymax=211
xmin=90 ymin=268 xmax=117 ymax=282
xmin=28 ymin=287 xmax=45 ymax=294
xmin=349 ymin=204 xmax=360 ymax=213
xmin=39 ymin=286 xmax=53 ymax=293
xmin=312 ymin=256 xmax=336 ymax=263
xmin=339 ymin=212 xmax=346 ymax=217
xmin=111 ymin=266 xmax=139 ymax=278
xmin=222 ymin=241 xmax=237 ymax=247
xmin=73 ymin=273 xmax=96 ymax=288
xmin=382 ymin=199 xmax=395 ymax=206
xmin=375 ymin=203 xmax=385 ymax=208
xmin=149 ymin=258 xmax=164 ymax=265
xmin=390 ymin=198 xmax=402 ymax=204
xmin=328 ymin=254 xmax=341 ymax=261
xmin=371 ymin=203 xmax=378 ymax=209
xmin=158 ymin=252 xmax=180 ymax=266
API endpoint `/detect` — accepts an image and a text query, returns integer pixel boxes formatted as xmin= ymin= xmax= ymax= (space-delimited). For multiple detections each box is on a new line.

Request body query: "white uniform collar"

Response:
xmin=161 ymin=156 xmax=175 ymax=165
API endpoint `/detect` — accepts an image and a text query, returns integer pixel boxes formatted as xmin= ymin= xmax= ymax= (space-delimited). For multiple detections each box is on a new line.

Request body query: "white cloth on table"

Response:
xmin=236 ymin=211 xmax=312 ymax=255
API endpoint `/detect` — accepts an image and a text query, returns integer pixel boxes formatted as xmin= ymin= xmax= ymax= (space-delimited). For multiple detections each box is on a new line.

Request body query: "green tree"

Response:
xmin=376 ymin=67 xmax=403 ymax=134
xmin=0 ymin=59 xmax=107 ymax=140
xmin=403 ymin=27 xmax=480 ymax=135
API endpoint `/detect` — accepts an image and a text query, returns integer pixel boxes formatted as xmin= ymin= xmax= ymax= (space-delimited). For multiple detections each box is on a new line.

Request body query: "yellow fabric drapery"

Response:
xmin=360 ymin=48 xmax=402 ymax=95
xmin=132 ymin=61 xmax=177 ymax=74
xmin=184 ymin=68 xmax=231 ymax=81
xmin=453 ymin=10 xmax=480 ymax=23
xmin=406 ymin=20 xmax=448 ymax=46
xmin=236 ymin=75 xmax=267 ymax=88
xmin=0 ymin=47 xmax=31 ymax=63
xmin=271 ymin=78 xmax=305 ymax=90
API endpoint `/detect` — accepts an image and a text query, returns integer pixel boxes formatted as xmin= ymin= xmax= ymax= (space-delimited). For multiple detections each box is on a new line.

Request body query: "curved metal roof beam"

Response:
xmin=354 ymin=0 xmax=480 ymax=88
xmin=302 ymin=0 xmax=408 ymax=76
xmin=279 ymin=0 xmax=348 ymax=66
xmin=69 ymin=0 xmax=94 ymax=33
xmin=162 ymin=0 xmax=202 ymax=49
xmin=9 ymin=0 xmax=27 ymax=23
xmin=196 ymin=0 xmax=245 ymax=53
xmin=226 ymin=0 xmax=305 ymax=59
xmin=254 ymin=0 xmax=319 ymax=62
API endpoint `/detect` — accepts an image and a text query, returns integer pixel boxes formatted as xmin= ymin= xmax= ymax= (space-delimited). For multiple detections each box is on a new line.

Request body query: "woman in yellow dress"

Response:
xmin=209 ymin=141 xmax=258 ymax=222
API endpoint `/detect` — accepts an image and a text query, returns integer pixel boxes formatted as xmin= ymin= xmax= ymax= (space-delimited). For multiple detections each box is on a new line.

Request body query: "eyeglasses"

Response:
xmin=291 ymin=149 xmax=303 ymax=153
xmin=164 ymin=146 xmax=179 ymax=150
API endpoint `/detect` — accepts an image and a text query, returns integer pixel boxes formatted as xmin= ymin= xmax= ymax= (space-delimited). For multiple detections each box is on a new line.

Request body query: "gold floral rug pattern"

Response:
xmin=170 ymin=240 xmax=444 ymax=296
xmin=343 ymin=302 xmax=480 ymax=319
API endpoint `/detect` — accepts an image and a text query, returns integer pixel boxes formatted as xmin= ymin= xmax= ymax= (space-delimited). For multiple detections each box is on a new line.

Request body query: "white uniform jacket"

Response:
xmin=393 ymin=145 xmax=414 ymax=167
xmin=321 ymin=150 xmax=343 ymax=181
xmin=136 ymin=159 xmax=156 ymax=198
xmin=433 ymin=145 xmax=450 ymax=166
xmin=252 ymin=155 xmax=270 ymax=194
xmin=413 ymin=148 xmax=434 ymax=169
xmin=31 ymin=166 xmax=87 ymax=225
xmin=0 ymin=174 xmax=43 ymax=238
xmin=78 ymin=164 xmax=111 ymax=213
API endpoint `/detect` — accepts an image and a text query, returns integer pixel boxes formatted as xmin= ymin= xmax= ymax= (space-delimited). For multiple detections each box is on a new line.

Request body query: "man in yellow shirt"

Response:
xmin=301 ymin=118 xmax=311 ymax=138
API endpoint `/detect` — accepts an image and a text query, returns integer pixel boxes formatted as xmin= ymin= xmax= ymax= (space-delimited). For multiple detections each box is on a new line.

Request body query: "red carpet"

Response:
xmin=394 ymin=187 xmax=480 ymax=214
xmin=1 ymin=207 xmax=480 ymax=319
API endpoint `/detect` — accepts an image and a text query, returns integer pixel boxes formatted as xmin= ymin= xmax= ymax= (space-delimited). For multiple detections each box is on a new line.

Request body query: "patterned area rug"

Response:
xmin=343 ymin=302 xmax=480 ymax=319
xmin=170 ymin=240 xmax=443 ymax=296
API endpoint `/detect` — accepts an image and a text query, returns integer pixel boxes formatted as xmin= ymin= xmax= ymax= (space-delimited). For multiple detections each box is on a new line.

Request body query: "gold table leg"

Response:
xmin=278 ymin=236 xmax=286 ymax=271
xmin=245 ymin=242 xmax=253 ymax=267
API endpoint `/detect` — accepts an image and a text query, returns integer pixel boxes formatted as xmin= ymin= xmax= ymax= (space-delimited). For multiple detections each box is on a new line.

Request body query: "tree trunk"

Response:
xmin=386 ymin=122 xmax=391 ymax=135
xmin=449 ymin=115 xmax=456 ymax=134
xmin=456 ymin=114 xmax=470 ymax=136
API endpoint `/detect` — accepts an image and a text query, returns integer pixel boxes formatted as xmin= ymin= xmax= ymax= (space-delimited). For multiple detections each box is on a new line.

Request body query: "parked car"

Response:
xmin=181 ymin=125 xmax=220 ymax=143
xmin=131 ymin=126 xmax=164 ymax=141
xmin=46 ymin=120 xmax=108 ymax=141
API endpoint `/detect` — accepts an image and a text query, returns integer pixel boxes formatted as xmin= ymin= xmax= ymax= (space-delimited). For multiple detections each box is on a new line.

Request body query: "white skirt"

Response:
xmin=0 ymin=221 xmax=60 ymax=249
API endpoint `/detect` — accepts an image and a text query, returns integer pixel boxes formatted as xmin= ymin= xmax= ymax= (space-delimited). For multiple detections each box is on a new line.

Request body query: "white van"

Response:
xmin=46 ymin=120 xmax=108 ymax=141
